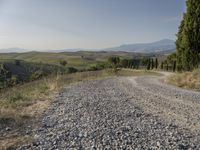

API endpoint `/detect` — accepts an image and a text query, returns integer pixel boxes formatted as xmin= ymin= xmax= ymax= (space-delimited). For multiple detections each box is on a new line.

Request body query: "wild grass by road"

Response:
xmin=167 ymin=69 xmax=200 ymax=91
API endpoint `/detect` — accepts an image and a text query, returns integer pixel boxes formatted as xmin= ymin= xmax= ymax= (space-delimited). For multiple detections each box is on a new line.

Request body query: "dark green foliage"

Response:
xmin=140 ymin=57 xmax=149 ymax=66
xmin=128 ymin=59 xmax=140 ymax=69
xmin=165 ymin=52 xmax=177 ymax=71
xmin=89 ymin=63 xmax=106 ymax=71
xmin=88 ymin=65 xmax=98 ymax=71
xmin=173 ymin=61 xmax=177 ymax=72
xmin=147 ymin=59 xmax=151 ymax=70
xmin=161 ymin=62 xmax=164 ymax=70
xmin=176 ymin=1 xmax=200 ymax=70
xmin=176 ymin=17 xmax=185 ymax=71
xmin=108 ymin=57 xmax=120 ymax=66
xmin=30 ymin=70 xmax=48 ymax=80
xmin=0 ymin=64 xmax=12 ymax=88
xmin=15 ymin=60 xmax=21 ymax=66
xmin=60 ymin=60 xmax=67 ymax=66
xmin=10 ymin=75 xmax=19 ymax=85
xmin=151 ymin=59 xmax=154 ymax=69
xmin=120 ymin=59 xmax=129 ymax=68
xmin=166 ymin=62 xmax=169 ymax=71
xmin=108 ymin=56 xmax=120 ymax=72
xmin=67 ymin=67 xmax=78 ymax=73
xmin=155 ymin=58 xmax=158 ymax=69
xmin=119 ymin=58 xmax=140 ymax=69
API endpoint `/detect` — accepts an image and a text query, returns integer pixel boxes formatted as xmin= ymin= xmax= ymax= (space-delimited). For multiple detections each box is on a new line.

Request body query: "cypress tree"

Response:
xmin=151 ymin=59 xmax=154 ymax=69
xmin=176 ymin=0 xmax=200 ymax=70
xmin=161 ymin=62 xmax=164 ymax=70
xmin=173 ymin=61 xmax=176 ymax=72
xmin=147 ymin=58 xmax=151 ymax=70
xmin=176 ymin=16 xmax=185 ymax=71
xmin=166 ymin=63 xmax=169 ymax=71
xmin=155 ymin=58 xmax=158 ymax=69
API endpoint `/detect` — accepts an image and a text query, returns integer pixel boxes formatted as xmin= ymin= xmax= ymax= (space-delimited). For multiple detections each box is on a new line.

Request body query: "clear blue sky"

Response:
xmin=0 ymin=0 xmax=186 ymax=50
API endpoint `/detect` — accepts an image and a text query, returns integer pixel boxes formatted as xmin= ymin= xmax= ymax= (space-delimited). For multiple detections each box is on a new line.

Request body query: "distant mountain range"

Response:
xmin=0 ymin=39 xmax=176 ymax=54
xmin=103 ymin=39 xmax=176 ymax=53
xmin=0 ymin=47 xmax=28 ymax=53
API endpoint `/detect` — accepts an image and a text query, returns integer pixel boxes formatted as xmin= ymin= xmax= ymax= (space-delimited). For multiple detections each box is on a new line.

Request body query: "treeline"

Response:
xmin=159 ymin=53 xmax=177 ymax=72
xmin=106 ymin=56 xmax=165 ymax=71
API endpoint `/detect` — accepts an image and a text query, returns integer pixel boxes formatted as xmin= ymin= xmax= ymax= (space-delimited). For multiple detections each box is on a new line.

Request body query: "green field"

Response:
xmin=0 ymin=51 xmax=150 ymax=69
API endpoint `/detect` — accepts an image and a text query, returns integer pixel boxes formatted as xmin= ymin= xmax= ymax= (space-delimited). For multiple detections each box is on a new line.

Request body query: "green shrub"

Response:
xmin=10 ymin=75 xmax=19 ymax=85
xmin=67 ymin=67 xmax=78 ymax=73
xmin=9 ymin=92 xmax=26 ymax=103
xmin=15 ymin=60 xmax=21 ymax=66
xmin=59 ymin=60 xmax=67 ymax=66
xmin=30 ymin=70 xmax=48 ymax=80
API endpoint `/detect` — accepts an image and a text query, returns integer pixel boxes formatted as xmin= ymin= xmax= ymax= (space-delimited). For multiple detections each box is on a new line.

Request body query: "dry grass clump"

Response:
xmin=0 ymin=136 xmax=32 ymax=150
xmin=115 ymin=69 xmax=161 ymax=76
xmin=168 ymin=69 xmax=200 ymax=90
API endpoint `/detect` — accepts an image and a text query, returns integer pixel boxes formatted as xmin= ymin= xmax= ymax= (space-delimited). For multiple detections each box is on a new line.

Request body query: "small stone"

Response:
xmin=157 ymin=141 xmax=160 ymax=147
xmin=6 ymin=127 xmax=11 ymax=131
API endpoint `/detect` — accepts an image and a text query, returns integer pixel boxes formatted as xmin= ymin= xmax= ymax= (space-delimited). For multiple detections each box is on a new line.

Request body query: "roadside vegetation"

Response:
xmin=165 ymin=1 xmax=200 ymax=89
xmin=168 ymin=69 xmax=200 ymax=91
xmin=0 ymin=53 xmax=166 ymax=89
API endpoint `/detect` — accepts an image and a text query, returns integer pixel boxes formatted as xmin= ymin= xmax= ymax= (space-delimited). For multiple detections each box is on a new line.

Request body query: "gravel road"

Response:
xmin=18 ymin=75 xmax=200 ymax=150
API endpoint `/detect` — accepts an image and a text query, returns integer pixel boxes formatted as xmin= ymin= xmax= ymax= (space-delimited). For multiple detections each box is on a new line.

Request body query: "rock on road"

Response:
xmin=18 ymin=74 xmax=200 ymax=150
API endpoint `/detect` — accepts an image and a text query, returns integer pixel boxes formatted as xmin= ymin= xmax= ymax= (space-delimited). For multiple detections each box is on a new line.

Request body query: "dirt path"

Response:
xmin=17 ymin=74 xmax=200 ymax=149
xmin=123 ymin=75 xmax=200 ymax=132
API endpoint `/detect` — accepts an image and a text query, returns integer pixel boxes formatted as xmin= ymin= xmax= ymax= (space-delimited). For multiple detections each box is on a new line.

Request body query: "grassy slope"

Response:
xmin=167 ymin=69 xmax=200 ymax=91
xmin=0 ymin=69 xmax=160 ymax=149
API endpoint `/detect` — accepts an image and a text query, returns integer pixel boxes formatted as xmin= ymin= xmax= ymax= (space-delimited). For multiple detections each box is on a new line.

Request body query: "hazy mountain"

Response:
xmin=0 ymin=39 xmax=176 ymax=54
xmin=103 ymin=39 xmax=176 ymax=53
xmin=0 ymin=47 xmax=28 ymax=53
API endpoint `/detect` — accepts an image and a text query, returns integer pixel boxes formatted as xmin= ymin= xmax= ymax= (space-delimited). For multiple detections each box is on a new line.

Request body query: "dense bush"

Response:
xmin=67 ymin=67 xmax=78 ymax=73
xmin=59 ymin=60 xmax=67 ymax=66
xmin=88 ymin=63 xmax=106 ymax=71
xmin=30 ymin=70 xmax=48 ymax=80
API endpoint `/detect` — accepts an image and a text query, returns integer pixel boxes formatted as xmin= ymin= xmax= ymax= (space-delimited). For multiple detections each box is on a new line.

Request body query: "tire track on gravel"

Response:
xmin=123 ymin=76 xmax=200 ymax=131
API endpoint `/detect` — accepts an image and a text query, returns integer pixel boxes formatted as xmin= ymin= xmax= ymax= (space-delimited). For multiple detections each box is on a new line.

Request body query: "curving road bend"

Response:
xmin=18 ymin=74 xmax=200 ymax=150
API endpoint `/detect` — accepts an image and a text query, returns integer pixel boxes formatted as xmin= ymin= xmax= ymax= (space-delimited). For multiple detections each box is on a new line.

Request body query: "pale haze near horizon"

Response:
xmin=0 ymin=0 xmax=186 ymax=50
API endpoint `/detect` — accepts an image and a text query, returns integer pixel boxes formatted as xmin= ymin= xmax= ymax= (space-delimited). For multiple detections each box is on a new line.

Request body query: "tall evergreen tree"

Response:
xmin=166 ymin=63 xmax=169 ymax=71
xmin=173 ymin=61 xmax=176 ymax=72
xmin=161 ymin=62 xmax=164 ymax=70
xmin=176 ymin=16 xmax=185 ymax=71
xmin=147 ymin=58 xmax=151 ymax=70
xmin=155 ymin=58 xmax=158 ymax=69
xmin=176 ymin=1 xmax=200 ymax=71
xmin=151 ymin=59 xmax=154 ymax=70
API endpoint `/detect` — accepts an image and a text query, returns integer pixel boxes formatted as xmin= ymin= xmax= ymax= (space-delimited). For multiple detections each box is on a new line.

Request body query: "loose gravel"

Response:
xmin=17 ymin=76 xmax=200 ymax=150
